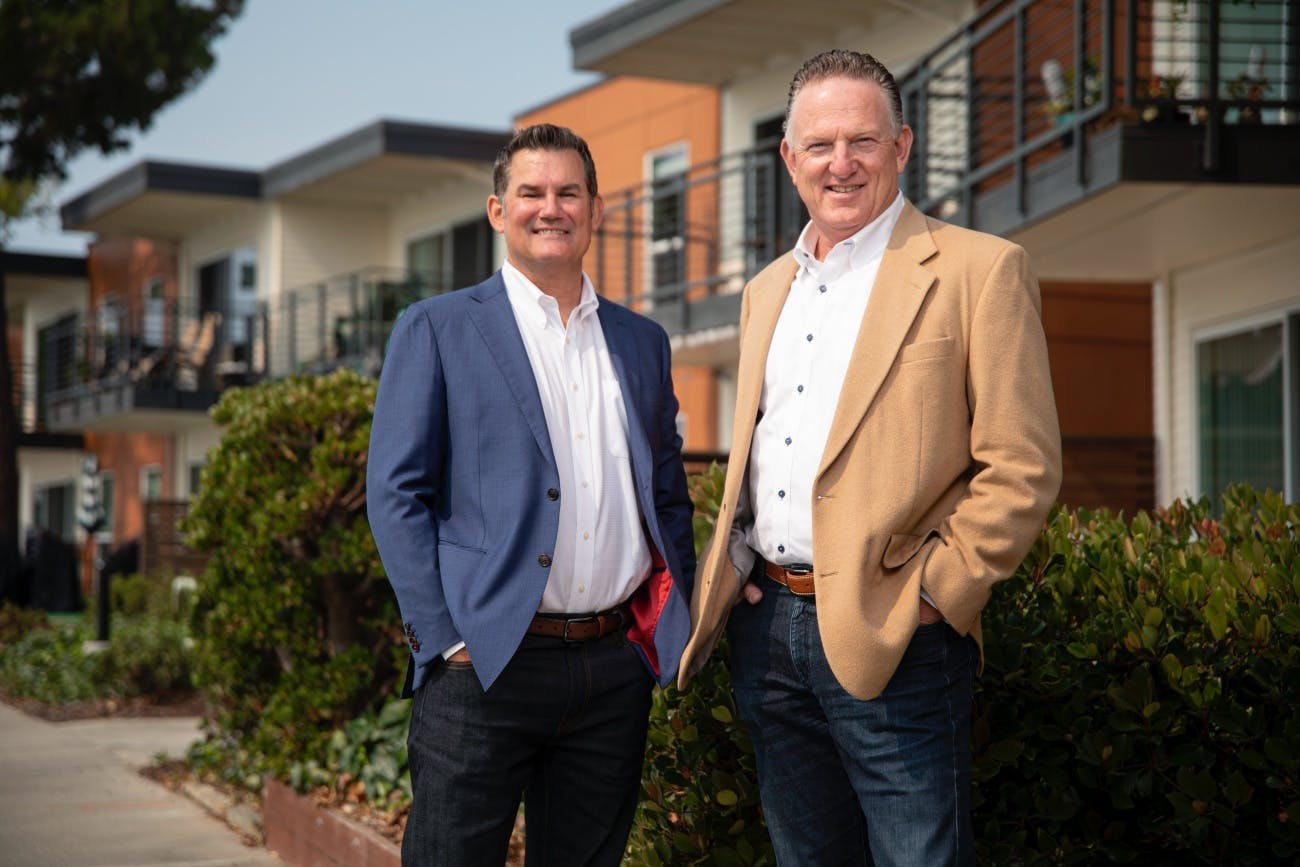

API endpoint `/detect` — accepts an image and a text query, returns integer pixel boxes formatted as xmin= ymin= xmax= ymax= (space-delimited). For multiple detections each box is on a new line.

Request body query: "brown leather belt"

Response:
xmin=527 ymin=604 xmax=629 ymax=641
xmin=763 ymin=560 xmax=816 ymax=596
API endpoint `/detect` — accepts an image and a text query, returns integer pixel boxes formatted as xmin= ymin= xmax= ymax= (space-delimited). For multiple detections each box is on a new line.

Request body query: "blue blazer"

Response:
xmin=367 ymin=273 xmax=697 ymax=694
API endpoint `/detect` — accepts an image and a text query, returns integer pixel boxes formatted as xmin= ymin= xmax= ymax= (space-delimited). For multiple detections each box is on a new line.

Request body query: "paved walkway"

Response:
xmin=0 ymin=701 xmax=280 ymax=867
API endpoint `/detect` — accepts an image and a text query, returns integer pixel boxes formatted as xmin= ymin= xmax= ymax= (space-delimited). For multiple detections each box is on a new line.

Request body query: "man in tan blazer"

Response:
xmin=678 ymin=50 xmax=1061 ymax=866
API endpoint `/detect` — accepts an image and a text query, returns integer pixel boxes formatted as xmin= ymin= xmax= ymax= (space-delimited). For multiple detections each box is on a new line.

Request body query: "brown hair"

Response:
xmin=492 ymin=123 xmax=598 ymax=199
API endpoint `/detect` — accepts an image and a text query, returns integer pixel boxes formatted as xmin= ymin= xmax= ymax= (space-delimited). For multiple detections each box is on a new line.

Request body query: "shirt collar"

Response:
xmin=792 ymin=190 xmax=905 ymax=276
xmin=501 ymin=259 xmax=599 ymax=330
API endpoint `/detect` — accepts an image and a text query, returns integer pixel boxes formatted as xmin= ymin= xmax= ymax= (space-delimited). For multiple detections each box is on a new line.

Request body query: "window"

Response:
xmin=142 ymin=276 xmax=165 ymax=349
xmin=32 ymin=481 xmax=75 ymax=542
xmin=748 ymin=115 xmax=808 ymax=273
xmin=648 ymin=145 xmax=689 ymax=305
xmin=1197 ymin=309 xmax=1299 ymax=500
xmin=189 ymin=461 xmax=205 ymax=498
xmin=97 ymin=472 xmax=116 ymax=540
xmin=141 ymin=465 xmax=163 ymax=503
xmin=406 ymin=216 xmax=494 ymax=294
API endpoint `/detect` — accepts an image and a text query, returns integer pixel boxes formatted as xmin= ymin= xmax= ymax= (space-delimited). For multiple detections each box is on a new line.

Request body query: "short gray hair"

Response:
xmin=784 ymin=49 xmax=904 ymax=141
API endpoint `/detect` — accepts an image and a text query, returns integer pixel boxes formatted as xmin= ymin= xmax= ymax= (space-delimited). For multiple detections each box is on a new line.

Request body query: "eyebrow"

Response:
xmin=515 ymin=183 xmax=583 ymax=194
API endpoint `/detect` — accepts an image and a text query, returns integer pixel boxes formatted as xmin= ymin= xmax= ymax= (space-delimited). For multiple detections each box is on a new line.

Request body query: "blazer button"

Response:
xmin=547 ymin=488 xmax=559 ymax=501
xmin=538 ymin=553 xmax=552 ymax=567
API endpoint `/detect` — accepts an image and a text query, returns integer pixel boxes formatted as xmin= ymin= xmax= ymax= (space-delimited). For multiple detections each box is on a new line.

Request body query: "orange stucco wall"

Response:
xmin=85 ymin=238 xmax=180 ymax=556
xmin=515 ymin=77 xmax=722 ymax=452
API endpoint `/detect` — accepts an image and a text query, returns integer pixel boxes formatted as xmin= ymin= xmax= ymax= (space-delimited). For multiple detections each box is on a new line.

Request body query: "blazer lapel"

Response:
xmin=464 ymin=275 xmax=556 ymax=469
xmin=818 ymin=202 xmax=938 ymax=477
xmin=729 ymin=254 xmax=799 ymax=485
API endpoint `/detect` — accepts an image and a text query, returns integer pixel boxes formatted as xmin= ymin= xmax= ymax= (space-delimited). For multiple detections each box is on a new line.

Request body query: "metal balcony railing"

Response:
xmin=899 ymin=0 xmax=1299 ymax=224
xmin=36 ymin=295 xmax=269 ymax=414
xmin=276 ymin=267 xmax=449 ymax=378
xmin=591 ymin=140 xmax=806 ymax=317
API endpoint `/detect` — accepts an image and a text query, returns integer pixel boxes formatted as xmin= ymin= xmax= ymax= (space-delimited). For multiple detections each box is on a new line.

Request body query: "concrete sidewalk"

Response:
xmin=0 ymin=701 xmax=280 ymax=867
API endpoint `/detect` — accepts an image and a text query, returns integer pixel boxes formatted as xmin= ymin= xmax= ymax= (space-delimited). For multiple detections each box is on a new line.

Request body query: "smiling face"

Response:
xmin=781 ymin=75 xmax=913 ymax=258
xmin=487 ymin=147 xmax=602 ymax=293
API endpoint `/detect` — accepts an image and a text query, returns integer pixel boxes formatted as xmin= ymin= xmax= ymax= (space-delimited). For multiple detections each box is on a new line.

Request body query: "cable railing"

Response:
xmin=899 ymin=0 xmax=1299 ymax=225
xmin=36 ymin=294 xmax=269 ymax=415
xmin=591 ymin=140 xmax=806 ymax=317
xmin=276 ymin=266 xmax=449 ymax=378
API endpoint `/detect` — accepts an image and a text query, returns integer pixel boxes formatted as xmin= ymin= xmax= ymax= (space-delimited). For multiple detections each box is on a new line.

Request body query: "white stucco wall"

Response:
xmin=1163 ymin=232 xmax=1300 ymax=502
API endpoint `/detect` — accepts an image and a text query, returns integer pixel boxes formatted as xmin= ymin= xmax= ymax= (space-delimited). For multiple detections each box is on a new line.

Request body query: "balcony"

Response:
xmin=591 ymin=139 xmax=805 ymax=351
xmin=276 ymin=267 xmax=449 ymax=378
xmin=900 ymin=0 xmax=1300 ymax=239
xmin=39 ymin=296 xmax=268 ymax=433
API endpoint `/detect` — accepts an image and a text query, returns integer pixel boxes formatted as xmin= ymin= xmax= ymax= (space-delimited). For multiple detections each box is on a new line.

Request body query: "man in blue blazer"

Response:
xmin=367 ymin=123 xmax=696 ymax=866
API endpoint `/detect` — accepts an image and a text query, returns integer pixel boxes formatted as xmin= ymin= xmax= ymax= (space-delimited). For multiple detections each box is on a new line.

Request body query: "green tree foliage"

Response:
xmin=182 ymin=370 xmax=400 ymax=774
xmin=0 ymin=0 xmax=244 ymax=572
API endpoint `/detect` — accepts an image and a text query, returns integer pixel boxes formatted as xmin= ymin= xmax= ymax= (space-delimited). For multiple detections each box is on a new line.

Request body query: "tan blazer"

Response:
xmin=679 ymin=201 xmax=1062 ymax=700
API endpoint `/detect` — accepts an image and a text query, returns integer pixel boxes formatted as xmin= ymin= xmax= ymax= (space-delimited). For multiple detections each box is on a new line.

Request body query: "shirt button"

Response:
xmin=778 ymin=490 xmax=785 ymax=498
xmin=818 ymin=284 xmax=827 ymax=293
xmin=583 ymin=531 xmax=590 ymax=540
xmin=577 ymin=432 xmax=585 ymax=439
xmin=578 ymin=585 xmax=586 ymax=593
xmin=778 ymin=544 xmax=785 ymax=554
xmin=538 ymin=554 xmax=552 ymax=567
xmin=797 ymin=385 xmax=804 ymax=393
xmin=806 ymin=334 xmax=814 ymax=342
xmin=785 ymin=437 xmax=792 ymax=445
xmin=582 ymin=480 xmax=589 ymax=488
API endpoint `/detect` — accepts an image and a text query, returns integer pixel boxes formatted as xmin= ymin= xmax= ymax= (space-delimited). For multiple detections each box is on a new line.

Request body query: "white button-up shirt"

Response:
xmin=501 ymin=260 xmax=651 ymax=614
xmin=746 ymin=191 xmax=905 ymax=566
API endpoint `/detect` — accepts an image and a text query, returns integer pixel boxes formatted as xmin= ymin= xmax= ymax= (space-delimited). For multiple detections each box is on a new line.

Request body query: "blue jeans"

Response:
xmin=728 ymin=577 xmax=978 ymax=867
xmin=402 ymin=630 xmax=652 ymax=867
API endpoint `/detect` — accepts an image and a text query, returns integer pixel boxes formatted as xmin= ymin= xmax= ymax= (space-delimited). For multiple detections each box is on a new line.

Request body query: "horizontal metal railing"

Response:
xmin=276 ymin=267 xmax=449 ymax=378
xmin=591 ymin=141 xmax=805 ymax=316
xmin=35 ymin=295 xmax=269 ymax=416
xmin=899 ymin=0 xmax=1299 ymax=224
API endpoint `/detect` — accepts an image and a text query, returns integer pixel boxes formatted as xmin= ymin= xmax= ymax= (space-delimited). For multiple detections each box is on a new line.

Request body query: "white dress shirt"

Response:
xmin=501 ymin=260 xmax=651 ymax=614
xmin=745 ymin=191 xmax=905 ymax=566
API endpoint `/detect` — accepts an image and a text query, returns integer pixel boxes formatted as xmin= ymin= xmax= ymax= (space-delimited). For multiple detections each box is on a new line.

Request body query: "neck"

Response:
xmin=513 ymin=261 xmax=585 ymax=324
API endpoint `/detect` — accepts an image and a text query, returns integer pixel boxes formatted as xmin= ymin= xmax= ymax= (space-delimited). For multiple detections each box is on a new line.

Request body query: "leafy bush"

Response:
xmin=0 ymin=614 xmax=195 ymax=703
xmin=289 ymin=699 xmax=412 ymax=810
xmin=626 ymin=463 xmax=773 ymax=866
xmin=182 ymin=370 xmax=401 ymax=778
xmin=974 ymin=485 xmax=1299 ymax=865
xmin=0 ymin=621 xmax=97 ymax=702
xmin=0 ymin=601 xmax=48 ymax=648
xmin=92 ymin=616 xmax=194 ymax=697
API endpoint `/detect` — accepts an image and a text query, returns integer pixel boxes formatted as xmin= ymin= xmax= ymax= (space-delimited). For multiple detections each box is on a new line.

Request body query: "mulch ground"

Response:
xmin=0 ymin=688 xmax=206 ymax=721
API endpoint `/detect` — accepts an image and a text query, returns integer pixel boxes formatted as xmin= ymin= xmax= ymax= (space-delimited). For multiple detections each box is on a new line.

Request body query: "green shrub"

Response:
xmin=0 ymin=621 xmax=97 ymax=702
xmin=289 ymin=699 xmax=411 ymax=809
xmin=91 ymin=616 xmax=194 ymax=697
xmin=182 ymin=370 xmax=401 ymax=778
xmin=974 ymin=485 xmax=1299 ymax=865
xmin=0 ymin=601 xmax=49 ymax=648
xmin=625 ymin=463 xmax=774 ymax=866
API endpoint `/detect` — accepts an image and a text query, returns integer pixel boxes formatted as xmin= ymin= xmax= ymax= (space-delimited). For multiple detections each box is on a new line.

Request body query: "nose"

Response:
xmin=539 ymin=192 xmax=564 ymax=218
xmin=829 ymin=140 xmax=855 ymax=178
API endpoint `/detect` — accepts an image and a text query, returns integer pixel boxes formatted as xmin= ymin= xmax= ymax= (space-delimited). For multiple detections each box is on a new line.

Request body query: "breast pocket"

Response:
xmin=602 ymin=379 xmax=631 ymax=458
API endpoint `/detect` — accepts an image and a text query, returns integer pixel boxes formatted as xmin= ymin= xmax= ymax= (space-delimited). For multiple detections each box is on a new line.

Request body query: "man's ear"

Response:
xmin=487 ymin=194 xmax=505 ymax=233
xmin=591 ymin=194 xmax=604 ymax=232
xmin=780 ymin=137 xmax=797 ymax=182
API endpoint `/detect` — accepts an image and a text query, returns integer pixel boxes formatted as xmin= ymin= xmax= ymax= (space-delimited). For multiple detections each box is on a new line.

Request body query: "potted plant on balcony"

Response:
xmin=1139 ymin=72 xmax=1188 ymax=125
xmin=1042 ymin=57 xmax=1101 ymax=126
xmin=1225 ymin=71 xmax=1270 ymax=124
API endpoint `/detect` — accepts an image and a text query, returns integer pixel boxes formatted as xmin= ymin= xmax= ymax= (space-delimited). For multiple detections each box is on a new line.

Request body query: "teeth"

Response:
xmin=829 ymin=186 xmax=860 ymax=193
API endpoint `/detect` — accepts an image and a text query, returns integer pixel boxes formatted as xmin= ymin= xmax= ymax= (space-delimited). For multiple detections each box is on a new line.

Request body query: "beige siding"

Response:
xmin=279 ymin=200 xmax=390 ymax=293
xmin=1164 ymin=233 xmax=1300 ymax=502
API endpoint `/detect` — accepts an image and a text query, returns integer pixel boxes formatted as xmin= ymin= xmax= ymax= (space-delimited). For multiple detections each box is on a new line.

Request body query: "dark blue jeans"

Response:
xmin=728 ymin=578 xmax=978 ymax=867
xmin=402 ymin=630 xmax=652 ymax=867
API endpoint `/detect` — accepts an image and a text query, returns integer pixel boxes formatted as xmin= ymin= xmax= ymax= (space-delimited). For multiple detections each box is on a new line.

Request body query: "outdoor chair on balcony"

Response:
xmin=176 ymin=312 xmax=220 ymax=391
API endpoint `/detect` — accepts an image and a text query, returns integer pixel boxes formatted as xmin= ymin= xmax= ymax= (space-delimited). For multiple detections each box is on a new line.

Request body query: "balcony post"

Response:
xmin=1203 ymin=0 xmax=1222 ymax=172
xmin=1124 ymin=0 xmax=1137 ymax=110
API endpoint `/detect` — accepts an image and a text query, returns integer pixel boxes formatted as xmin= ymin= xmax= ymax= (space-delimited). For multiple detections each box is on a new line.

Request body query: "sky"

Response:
xmin=7 ymin=0 xmax=625 ymax=254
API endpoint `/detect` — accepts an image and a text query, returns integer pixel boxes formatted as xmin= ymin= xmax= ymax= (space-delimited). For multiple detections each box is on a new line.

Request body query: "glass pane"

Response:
xmin=1198 ymin=323 xmax=1285 ymax=496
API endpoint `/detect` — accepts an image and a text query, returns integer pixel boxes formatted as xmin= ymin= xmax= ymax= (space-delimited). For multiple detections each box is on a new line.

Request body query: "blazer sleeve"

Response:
xmin=366 ymin=305 xmax=460 ymax=671
xmin=650 ymin=326 xmax=697 ymax=590
xmin=920 ymin=243 xmax=1062 ymax=633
